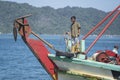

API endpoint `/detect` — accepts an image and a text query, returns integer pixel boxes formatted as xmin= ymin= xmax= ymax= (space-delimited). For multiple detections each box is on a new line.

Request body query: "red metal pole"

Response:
xmin=85 ymin=10 xmax=120 ymax=54
xmin=82 ymin=5 xmax=120 ymax=40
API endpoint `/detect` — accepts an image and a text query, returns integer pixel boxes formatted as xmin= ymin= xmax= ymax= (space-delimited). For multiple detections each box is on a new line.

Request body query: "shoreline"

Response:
xmin=0 ymin=33 xmax=120 ymax=36
xmin=0 ymin=33 xmax=120 ymax=40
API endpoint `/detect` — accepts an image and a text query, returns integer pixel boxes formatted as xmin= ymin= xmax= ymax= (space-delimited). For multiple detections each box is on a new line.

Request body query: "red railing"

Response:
xmin=82 ymin=5 xmax=120 ymax=54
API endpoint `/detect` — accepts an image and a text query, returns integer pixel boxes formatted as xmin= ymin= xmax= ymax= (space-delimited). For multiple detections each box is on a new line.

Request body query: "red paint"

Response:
xmin=24 ymin=19 xmax=57 ymax=79
xmin=82 ymin=5 xmax=120 ymax=40
xmin=95 ymin=50 xmax=120 ymax=65
xmin=84 ymin=8 xmax=120 ymax=54
xmin=105 ymin=50 xmax=117 ymax=57
xmin=116 ymin=56 xmax=120 ymax=65
xmin=14 ymin=18 xmax=57 ymax=80
xmin=26 ymin=38 xmax=57 ymax=79
xmin=95 ymin=52 xmax=110 ymax=63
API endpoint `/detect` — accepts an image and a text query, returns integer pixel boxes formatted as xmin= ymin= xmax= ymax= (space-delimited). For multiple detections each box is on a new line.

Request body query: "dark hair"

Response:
xmin=65 ymin=31 xmax=70 ymax=34
xmin=114 ymin=45 xmax=119 ymax=49
xmin=71 ymin=16 xmax=76 ymax=20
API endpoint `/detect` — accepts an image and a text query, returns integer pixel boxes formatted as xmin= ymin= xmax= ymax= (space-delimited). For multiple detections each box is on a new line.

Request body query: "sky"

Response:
xmin=3 ymin=0 xmax=120 ymax=12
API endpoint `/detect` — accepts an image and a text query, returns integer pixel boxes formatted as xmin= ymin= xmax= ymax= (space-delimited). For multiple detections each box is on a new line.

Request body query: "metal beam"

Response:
xmin=82 ymin=5 xmax=120 ymax=40
xmin=85 ymin=10 xmax=120 ymax=54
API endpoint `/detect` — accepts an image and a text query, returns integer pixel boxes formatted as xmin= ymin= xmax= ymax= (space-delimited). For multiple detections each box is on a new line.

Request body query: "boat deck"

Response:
xmin=48 ymin=54 xmax=120 ymax=72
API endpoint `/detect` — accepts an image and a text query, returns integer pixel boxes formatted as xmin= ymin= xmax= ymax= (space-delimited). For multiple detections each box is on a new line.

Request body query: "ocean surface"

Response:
xmin=0 ymin=34 xmax=120 ymax=80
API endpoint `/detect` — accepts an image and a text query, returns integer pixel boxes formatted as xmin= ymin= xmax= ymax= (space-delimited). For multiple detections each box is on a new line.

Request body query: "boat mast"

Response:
xmin=82 ymin=5 xmax=120 ymax=54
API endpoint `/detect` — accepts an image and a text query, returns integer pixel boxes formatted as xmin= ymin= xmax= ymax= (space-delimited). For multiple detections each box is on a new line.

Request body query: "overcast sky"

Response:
xmin=3 ymin=0 xmax=120 ymax=12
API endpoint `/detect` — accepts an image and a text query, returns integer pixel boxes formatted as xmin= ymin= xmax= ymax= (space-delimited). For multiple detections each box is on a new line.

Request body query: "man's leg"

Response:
xmin=74 ymin=37 xmax=80 ymax=53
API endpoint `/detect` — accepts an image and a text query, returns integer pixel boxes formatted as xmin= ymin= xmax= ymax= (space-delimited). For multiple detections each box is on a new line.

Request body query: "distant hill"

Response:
xmin=0 ymin=1 xmax=120 ymax=35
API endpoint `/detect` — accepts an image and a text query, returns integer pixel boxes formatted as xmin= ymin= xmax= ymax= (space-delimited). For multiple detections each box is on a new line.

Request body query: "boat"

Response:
xmin=13 ymin=5 xmax=120 ymax=80
xmin=49 ymin=54 xmax=120 ymax=80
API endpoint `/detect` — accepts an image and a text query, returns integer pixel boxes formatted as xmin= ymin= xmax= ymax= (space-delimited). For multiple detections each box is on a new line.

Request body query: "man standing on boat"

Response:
xmin=70 ymin=16 xmax=81 ymax=53
xmin=64 ymin=32 xmax=72 ymax=52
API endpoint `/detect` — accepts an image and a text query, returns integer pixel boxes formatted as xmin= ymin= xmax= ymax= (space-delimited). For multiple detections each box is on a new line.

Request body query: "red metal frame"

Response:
xmin=82 ymin=5 xmax=120 ymax=40
xmin=82 ymin=5 xmax=120 ymax=54
xmin=14 ymin=18 xmax=58 ymax=80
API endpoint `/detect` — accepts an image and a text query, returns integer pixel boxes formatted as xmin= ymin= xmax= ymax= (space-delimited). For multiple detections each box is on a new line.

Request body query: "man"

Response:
xmin=109 ymin=45 xmax=119 ymax=64
xmin=113 ymin=45 xmax=119 ymax=54
xmin=64 ymin=32 xmax=72 ymax=52
xmin=70 ymin=16 xmax=81 ymax=53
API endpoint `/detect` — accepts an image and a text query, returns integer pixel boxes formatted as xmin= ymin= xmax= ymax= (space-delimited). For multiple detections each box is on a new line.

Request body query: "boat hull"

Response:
xmin=49 ymin=54 xmax=120 ymax=80
xmin=57 ymin=71 xmax=90 ymax=80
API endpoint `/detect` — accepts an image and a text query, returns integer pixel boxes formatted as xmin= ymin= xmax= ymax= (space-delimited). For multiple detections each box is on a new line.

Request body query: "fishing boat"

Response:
xmin=13 ymin=5 xmax=120 ymax=80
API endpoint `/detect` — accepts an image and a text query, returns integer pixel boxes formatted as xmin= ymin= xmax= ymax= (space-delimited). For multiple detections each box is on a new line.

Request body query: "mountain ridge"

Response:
xmin=0 ymin=1 xmax=120 ymax=35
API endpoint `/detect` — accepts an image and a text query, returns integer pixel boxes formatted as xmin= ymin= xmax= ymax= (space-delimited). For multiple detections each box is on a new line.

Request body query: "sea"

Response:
xmin=0 ymin=34 xmax=120 ymax=80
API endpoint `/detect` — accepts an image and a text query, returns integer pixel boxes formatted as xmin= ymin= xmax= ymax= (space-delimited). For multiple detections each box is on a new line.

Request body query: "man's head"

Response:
xmin=66 ymin=31 xmax=71 ymax=36
xmin=114 ymin=45 xmax=119 ymax=50
xmin=71 ymin=16 xmax=76 ymax=23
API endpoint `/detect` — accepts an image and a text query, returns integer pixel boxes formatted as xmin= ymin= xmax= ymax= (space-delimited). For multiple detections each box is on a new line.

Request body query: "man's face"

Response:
xmin=71 ymin=18 xmax=75 ymax=23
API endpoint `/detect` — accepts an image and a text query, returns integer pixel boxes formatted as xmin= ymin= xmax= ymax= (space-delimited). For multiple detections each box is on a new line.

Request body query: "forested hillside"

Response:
xmin=0 ymin=1 xmax=120 ymax=35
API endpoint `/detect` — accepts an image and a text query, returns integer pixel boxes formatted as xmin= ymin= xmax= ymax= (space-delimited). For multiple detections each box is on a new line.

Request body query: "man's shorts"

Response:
xmin=72 ymin=37 xmax=79 ymax=45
